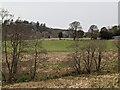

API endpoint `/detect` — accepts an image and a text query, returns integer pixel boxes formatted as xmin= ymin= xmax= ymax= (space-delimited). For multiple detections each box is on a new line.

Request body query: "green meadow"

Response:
xmin=3 ymin=39 xmax=117 ymax=52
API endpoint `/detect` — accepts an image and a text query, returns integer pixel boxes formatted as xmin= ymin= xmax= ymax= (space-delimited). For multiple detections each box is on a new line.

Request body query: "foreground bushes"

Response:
xmin=67 ymin=40 xmax=117 ymax=74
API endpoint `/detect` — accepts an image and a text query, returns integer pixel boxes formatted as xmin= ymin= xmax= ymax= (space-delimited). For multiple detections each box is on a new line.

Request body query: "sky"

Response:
xmin=1 ymin=1 xmax=118 ymax=31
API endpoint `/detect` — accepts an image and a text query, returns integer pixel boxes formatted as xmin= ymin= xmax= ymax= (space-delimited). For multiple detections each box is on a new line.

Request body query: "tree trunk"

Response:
xmin=73 ymin=30 xmax=77 ymax=40
xmin=97 ymin=51 xmax=102 ymax=72
xmin=4 ymin=25 xmax=12 ymax=83
xmin=2 ymin=72 xmax=6 ymax=82
xmin=32 ymin=42 xmax=38 ymax=80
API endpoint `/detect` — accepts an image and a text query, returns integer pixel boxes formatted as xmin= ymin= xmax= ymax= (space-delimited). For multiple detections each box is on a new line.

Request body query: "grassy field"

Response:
xmin=42 ymin=39 xmax=117 ymax=52
xmin=2 ymin=39 xmax=119 ymax=88
xmin=4 ymin=39 xmax=117 ymax=52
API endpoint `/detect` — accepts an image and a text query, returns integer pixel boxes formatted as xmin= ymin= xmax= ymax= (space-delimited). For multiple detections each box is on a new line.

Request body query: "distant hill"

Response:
xmin=2 ymin=21 xmax=69 ymax=40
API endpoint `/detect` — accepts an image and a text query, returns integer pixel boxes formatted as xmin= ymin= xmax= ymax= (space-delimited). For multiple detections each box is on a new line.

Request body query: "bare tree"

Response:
xmin=0 ymin=9 xmax=14 ymax=83
xmin=94 ymin=40 xmax=106 ymax=72
xmin=30 ymin=23 xmax=47 ymax=80
xmin=68 ymin=40 xmax=82 ymax=74
xmin=9 ymin=32 xmax=23 ymax=82
xmin=31 ymin=39 xmax=47 ymax=80
xmin=30 ymin=38 xmax=39 ymax=80
xmin=0 ymin=8 xmax=13 ymax=24
xmin=68 ymin=40 xmax=98 ymax=74
xmin=5 ymin=22 xmax=25 ymax=83
xmin=69 ymin=21 xmax=82 ymax=40
xmin=68 ymin=40 xmax=110 ymax=74
xmin=0 ymin=8 xmax=9 ymax=23
xmin=81 ymin=40 xmax=107 ymax=73
xmin=2 ymin=17 xmax=27 ymax=83
xmin=82 ymin=41 xmax=97 ymax=74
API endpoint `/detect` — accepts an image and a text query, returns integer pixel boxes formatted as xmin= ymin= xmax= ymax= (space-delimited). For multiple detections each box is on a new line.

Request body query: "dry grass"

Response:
xmin=3 ymin=73 xmax=119 ymax=88
xmin=2 ymin=51 xmax=119 ymax=88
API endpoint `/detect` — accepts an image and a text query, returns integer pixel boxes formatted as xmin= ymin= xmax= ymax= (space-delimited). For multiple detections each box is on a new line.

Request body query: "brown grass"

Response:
xmin=2 ymin=51 xmax=119 ymax=88
xmin=3 ymin=73 xmax=119 ymax=88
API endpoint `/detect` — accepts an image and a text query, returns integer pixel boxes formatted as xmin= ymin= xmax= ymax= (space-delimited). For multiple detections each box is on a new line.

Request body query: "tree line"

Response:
xmin=68 ymin=21 xmax=120 ymax=40
xmin=2 ymin=19 xmax=120 ymax=40
xmin=1 ymin=9 xmax=120 ymax=41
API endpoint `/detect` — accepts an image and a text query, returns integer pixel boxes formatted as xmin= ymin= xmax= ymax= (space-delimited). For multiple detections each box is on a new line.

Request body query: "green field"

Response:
xmin=3 ymin=39 xmax=117 ymax=52
xmin=43 ymin=39 xmax=117 ymax=52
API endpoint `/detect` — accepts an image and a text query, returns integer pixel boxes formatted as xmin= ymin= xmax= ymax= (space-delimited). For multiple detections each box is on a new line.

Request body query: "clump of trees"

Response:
xmin=100 ymin=26 xmax=120 ymax=39
xmin=2 ymin=21 xmax=26 ymax=83
xmin=85 ymin=25 xmax=120 ymax=40
xmin=68 ymin=40 xmax=107 ymax=74
xmin=1 ymin=9 xmax=47 ymax=83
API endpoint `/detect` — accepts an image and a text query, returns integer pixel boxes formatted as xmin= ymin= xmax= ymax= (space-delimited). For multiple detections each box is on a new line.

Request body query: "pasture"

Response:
xmin=3 ymin=39 xmax=117 ymax=52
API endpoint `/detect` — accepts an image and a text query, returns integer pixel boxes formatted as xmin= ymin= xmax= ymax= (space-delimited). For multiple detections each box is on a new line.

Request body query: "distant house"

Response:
xmin=47 ymin=28 xmax=68 ymax=38
xmin=62 ymin=30 xmax=69 ymax=38
xmin=114 ymin=36 xmax=120 ymax=40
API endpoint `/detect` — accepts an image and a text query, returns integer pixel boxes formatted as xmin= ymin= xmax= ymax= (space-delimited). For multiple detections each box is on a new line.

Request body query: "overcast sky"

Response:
xmin=1 ymin=2 xmax=118 ymax=31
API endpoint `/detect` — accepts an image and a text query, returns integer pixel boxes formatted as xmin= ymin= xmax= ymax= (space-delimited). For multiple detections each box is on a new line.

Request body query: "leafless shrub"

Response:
xmin=94 ymin=40 xmax=107 ymax=72
xmin=67 ymin=40 xmax=83 ymax=74
xmin=29 ymin=25 xmax=47 ymax=80
xmin=3 ymin=32 xmax=25 ymax=83
xmin=81 ymin=41 xmax=97 ymax=73
xmin=30 ymin=39 xmax=47 ymax=80
xmin=68 ymin=40 xmax=107 ymax=74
